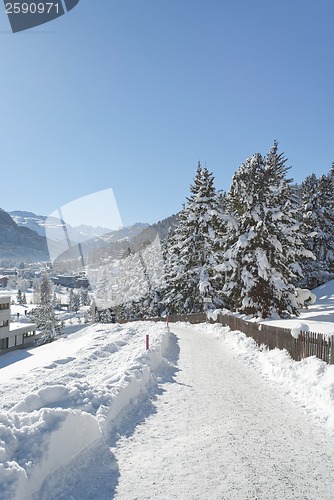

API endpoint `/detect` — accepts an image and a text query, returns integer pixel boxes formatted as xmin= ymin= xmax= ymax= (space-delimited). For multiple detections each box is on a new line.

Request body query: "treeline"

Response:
xmin=110 ymin=142 xmax=334 ymax=320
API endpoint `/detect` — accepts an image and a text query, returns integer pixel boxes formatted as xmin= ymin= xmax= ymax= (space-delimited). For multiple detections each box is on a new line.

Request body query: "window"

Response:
xmin=0 ymin=338 xmax=8 ymax=349
xmin=0 ymin=303 xmax=10 ymax=310
xmin=24 ymin=331 xmax=35 ymax=337
xmin=0 ymin=320 xmax=9 ymax=328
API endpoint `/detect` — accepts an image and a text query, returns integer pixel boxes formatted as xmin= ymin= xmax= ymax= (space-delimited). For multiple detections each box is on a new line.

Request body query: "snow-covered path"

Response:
xmin=113 ymin=324 xmax=334 ymax=500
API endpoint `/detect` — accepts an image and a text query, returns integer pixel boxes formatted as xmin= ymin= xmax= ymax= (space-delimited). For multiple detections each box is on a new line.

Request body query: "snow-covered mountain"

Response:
xmin=94 ymin=223 xmax=150 ymax=243
xmin=9 ymin=211 xmax=146 ymax=243
xmin=9 ymin=211 xmax=48 ymax=237
xmin=3 ymin=209 xmax=175 ymax=268
xmin=0 ymin=208 xmax=49 ymax=265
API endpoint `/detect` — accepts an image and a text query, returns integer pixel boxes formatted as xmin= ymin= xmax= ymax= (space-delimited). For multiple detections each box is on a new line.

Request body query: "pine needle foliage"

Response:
xmin=221 ymin=142 xmax=311 ymax=318
xmin=162 ymin=162 xmax=226 ymax=314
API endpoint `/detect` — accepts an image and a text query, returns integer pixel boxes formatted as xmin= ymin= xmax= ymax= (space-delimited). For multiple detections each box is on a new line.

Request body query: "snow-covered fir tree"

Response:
xmin=80 ymin=288 xmax=91 ymax=307
xmin=32 ymin=277 xmax=41 ymax=304
xmin=96 ymin=307 xmax=115 ymax=323
xmin=221 ymin=143 xmax=312 ymax=318
xmin=300 ymin=171 xmax=334 ymax=288
xmin=16 ymin=289 xmax=22 ymax=304
xmin=16 ymin=278 xmax=30 ymax=292
xmin=30 ymin=272 xmax=60 ymax=344
xmin=112 ymin=234 xmax=164 ymax=320
xmin=86 ymin=229 xmax=164 ymax=321
xmin=265 ymin=142 xmax=313 ymax=284
xmin=52 ymin=291 xmax=60 ymax=312
xmin=39 ymin=272 xmax=53 ymax=305
xmin=69 ymin=289 xmax=80 ymax=312
xmin=93 ymin=268 xmax=110 ymax=305
xmin=162 ymin=163 xmax=226 ymax=314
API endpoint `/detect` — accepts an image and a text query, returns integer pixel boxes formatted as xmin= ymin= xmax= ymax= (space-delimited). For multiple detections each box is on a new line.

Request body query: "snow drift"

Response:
xmin=0 ymin=321 xmax=171 ymax=500
xmin=198 ymin=322 xmax=334 ymax=432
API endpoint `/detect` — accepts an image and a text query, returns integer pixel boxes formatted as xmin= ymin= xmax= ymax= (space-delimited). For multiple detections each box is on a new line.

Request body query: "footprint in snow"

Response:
xmin=54 ymin=357 xmax=76 ymax=365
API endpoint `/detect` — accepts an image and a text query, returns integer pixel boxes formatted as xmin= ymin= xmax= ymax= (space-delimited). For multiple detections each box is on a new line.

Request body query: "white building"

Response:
xmin=0 ymin=295 xmax=38 ymax=353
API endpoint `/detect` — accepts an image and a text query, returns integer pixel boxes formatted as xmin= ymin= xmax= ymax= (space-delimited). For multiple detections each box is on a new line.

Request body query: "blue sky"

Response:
xmin=0 ymin=0 xmax=333 ymax=227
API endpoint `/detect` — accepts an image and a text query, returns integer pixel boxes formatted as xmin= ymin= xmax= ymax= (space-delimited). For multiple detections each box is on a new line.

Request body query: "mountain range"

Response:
xmin=9 ymin=211 xmax=133 ymax=243
xmin=0 ymin=209 xmax=178 ymax=268
xmin=0 ymin=209 xmax=49 ymax=266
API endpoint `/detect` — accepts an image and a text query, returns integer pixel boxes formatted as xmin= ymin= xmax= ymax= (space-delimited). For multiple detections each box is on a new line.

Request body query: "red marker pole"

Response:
xmin=146 ymin=334 xmax=149 ymax=351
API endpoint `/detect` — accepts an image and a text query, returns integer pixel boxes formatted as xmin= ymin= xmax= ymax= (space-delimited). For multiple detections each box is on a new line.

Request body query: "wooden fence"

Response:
xmin=153 ymin=312 xmax=334 ymax=365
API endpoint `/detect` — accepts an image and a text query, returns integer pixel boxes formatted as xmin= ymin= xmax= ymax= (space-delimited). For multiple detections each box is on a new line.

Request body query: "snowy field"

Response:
xmin=260 ymin=279 xmax=334 ymax=335
xmin=0 ymin=282 xmax=334 ymax=498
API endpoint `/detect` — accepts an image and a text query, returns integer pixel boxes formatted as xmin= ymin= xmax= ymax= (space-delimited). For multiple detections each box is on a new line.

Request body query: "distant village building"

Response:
xmin=0 ymin=295 xmax=38 ymax=353
xmin=51 ymin=274 xmax=89 ymax=288
xmin=0 ymin=276 xmax=8 ymax=288
xmin=0 ymin=268 xmax=18 ymax=276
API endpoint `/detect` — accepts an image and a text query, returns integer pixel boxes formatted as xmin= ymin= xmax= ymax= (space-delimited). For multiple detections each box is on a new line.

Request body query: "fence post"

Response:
xmin=146 ymin=334 xmax=149 ymax=351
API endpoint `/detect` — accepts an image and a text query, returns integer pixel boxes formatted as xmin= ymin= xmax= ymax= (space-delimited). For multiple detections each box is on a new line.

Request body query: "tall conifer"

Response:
xmin=300 ymin=171 xmax=334 ymax=287
xmin=162 ymin=163 xmax=225 ymax=314
xmin=221 ymin=143 xmax=311 ymax=318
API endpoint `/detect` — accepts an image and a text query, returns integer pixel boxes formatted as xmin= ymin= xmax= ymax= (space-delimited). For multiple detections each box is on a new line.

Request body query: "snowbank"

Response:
xmin=262 ymin=279 xmax=334 ymax=335
xmin=290 ymin=322 xmax=310 ymax=339
xmin=14 ymin=410 xmax=102 ymax=500
xmin=0 ymin=321 xmax=171 ymax=499
xmin=198 ymin=323 xmax=334 ymax=433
